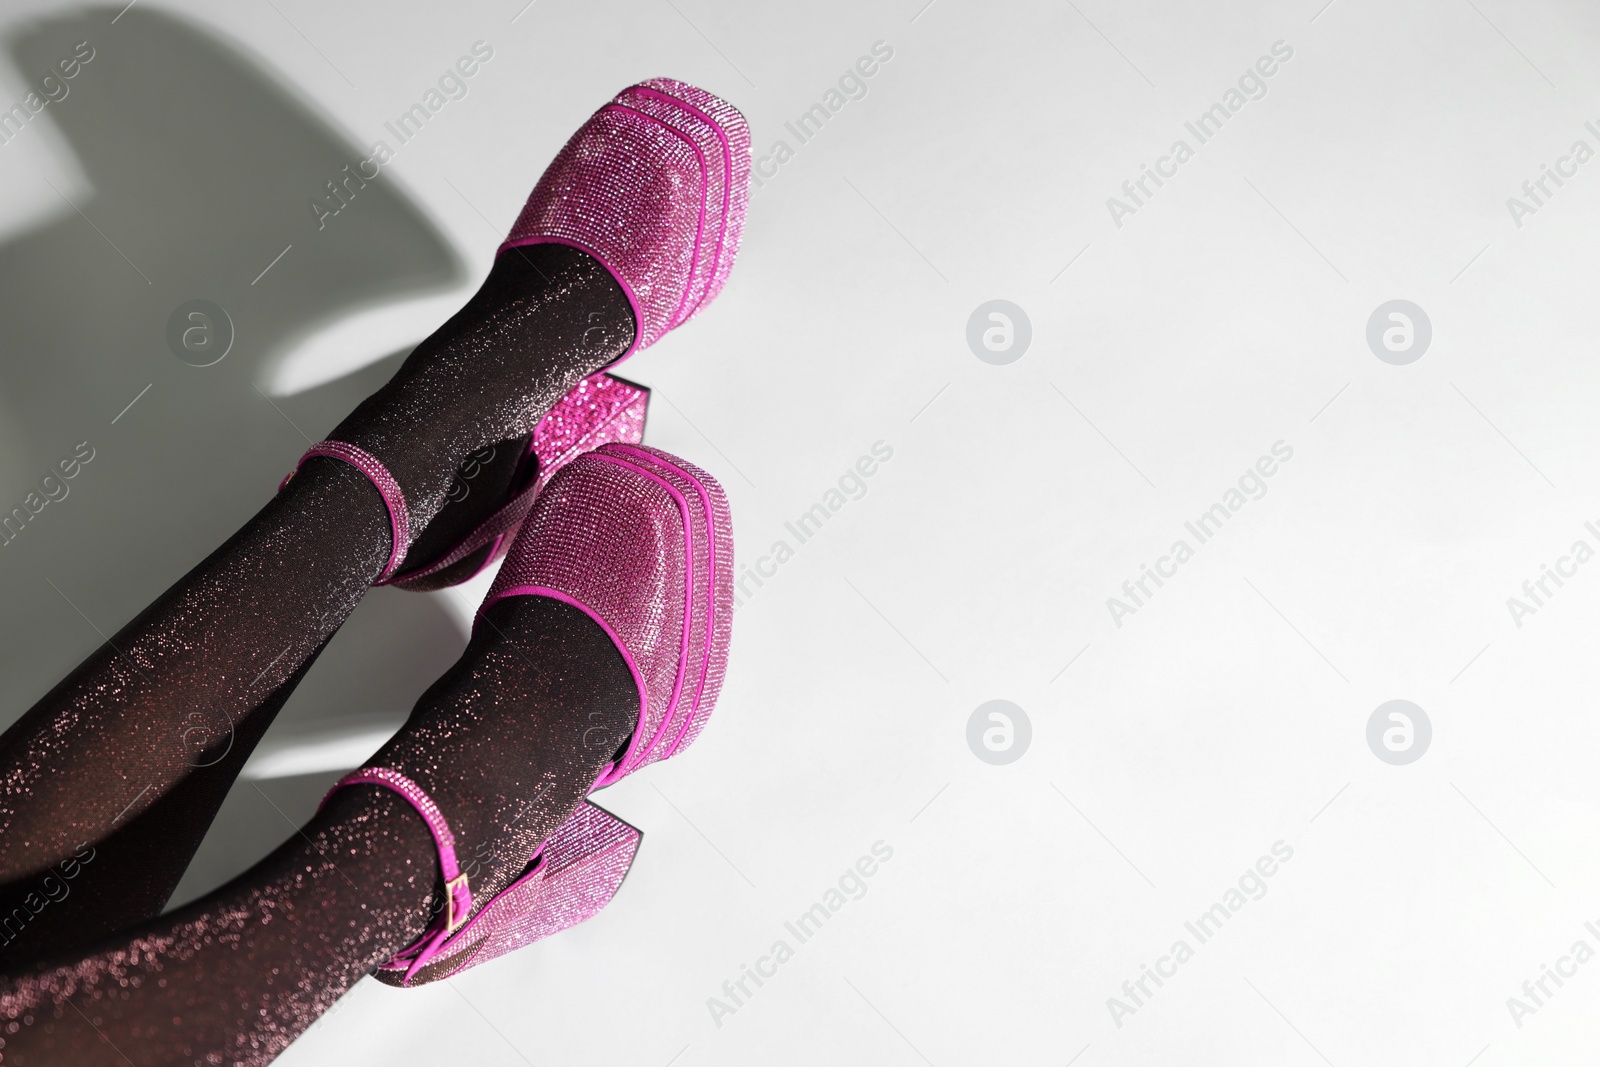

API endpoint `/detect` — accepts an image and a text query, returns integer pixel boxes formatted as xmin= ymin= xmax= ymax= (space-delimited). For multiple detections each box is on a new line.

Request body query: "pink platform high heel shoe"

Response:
xmin=484 ymin=443 xmax=734 ymax=783
xmin=284 ymin=78 xmax=749 ymax=589
xmin=503 ymin=77 xmax=751 ymax=360
xmin=325 ymin=445 xmax=733 ymax=986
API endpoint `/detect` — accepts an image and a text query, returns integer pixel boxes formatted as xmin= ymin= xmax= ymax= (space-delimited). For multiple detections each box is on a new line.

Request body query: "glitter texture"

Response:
xmin=617 ymin=78 xmax=751 ymax=323
xmin=382 ymin=373 xmax=648 ymax=590
xmin=381 ymin=76 xmax=750 ymax=593
xmin=603 ymin=444 xmax=734 ymax=763
xmin=352 ymin=444 xmax=732 ymax=988
xmin=484 ymin=443 xmax=733 ymax=783
xmin=0 ymin=590 xmax=641 ymax=1060
xmin=531 ymin=376 xmax=651 ymax=496
xmin=0 ymin=76 xmax=749 ymax=1059
xmin=503 ymin=79 xmax=750 ymax=355
xmin=286 ymin=440 xmax=414 ymax=580
xmin=0 ymin=244 xmax=634 ymax=962
xmin=376 ymin=801 xmax=640 ymax=987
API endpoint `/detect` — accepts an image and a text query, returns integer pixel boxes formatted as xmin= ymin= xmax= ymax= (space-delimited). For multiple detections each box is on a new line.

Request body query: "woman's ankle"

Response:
xmin=326 ymin=245 xmax=634 ymax=531
xmin=366 ymin=597 xmax=637 ymax=899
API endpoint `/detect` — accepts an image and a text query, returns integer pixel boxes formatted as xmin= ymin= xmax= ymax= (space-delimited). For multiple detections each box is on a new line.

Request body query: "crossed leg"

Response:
xmin=0 ymin=594 xmax=639 ymax=1066
xmin=0 ymin=244 xmax=631 ymax=960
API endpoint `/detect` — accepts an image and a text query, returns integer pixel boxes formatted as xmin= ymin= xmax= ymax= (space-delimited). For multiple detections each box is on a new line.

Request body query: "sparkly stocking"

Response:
xmin=0 ymin=245 xmax=633 ymax=963
xmin=0 ymin=595 xmax=639 ymax=1066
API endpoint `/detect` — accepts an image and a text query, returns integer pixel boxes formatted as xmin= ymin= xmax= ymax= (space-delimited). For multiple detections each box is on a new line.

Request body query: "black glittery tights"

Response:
xmin=0 ymin=596 xmax=638 ymax=1066
xmin=0 ymin=243 xmax=634 ymax=960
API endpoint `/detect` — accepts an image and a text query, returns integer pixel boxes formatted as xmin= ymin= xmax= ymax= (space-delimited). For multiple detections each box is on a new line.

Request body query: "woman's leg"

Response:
xmin=0 ymin=246 xmax=634 ymax=961
xmin=0 ymin=595 xmax=638 ymax=1066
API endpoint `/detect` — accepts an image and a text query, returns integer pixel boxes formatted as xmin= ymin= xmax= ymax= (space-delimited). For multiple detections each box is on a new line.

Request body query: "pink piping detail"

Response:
xmin=289 ymin=442 xmax=411 ymax=582
xmin=497 ymin=234 xmax=646 ymax=364
xmin=598 ymin=101 xmax=712 ymax=336
xmin=622 ymin=86 xmax=735 ymax=320
xmin=584 ymin=450 xmax=696 ymax=777
xmin=477 ymin=449 xmax=695 ymax=785
xmin=378 ymin=445 xmax=537 ymax=586
xmin=605 ymin=445 xmax=720 ymax=759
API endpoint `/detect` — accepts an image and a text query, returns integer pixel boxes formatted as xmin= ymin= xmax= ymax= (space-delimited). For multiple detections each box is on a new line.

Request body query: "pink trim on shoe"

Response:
xmin=355 ymin=446 xmax=731 ymax=985
xmin=485 ymin=584 xmax=653 ymax=774
xmin=384 ymin=802 xmax=641 ymax=985
xmin=478 ymin=451 xmax=690 ymax=785
xmin=603 ymin=444 xmax=730 ymax=762
xmin=321 ymin=767 xmax=475 ymax=984
xmin=322 ymin=770 xmax=640 ymax=987
xmin=595 ymin=99 xmax=712 ymax=337
xmin=496 ymin=235 xmax=647 ymax=359
xmin=583 ymin=451 xmax=694 ymax=779
xmin=477 ymin=444 xmax=732 ymax=788
xmin=283 ymin=441 xmax=412 ymax=582
xmin=629 ymin=78 xmax=751 ymax=313
xmin=614 ymin=85 xmax=735 ymax=322
xmin=498 ymin=78 xmax=750 ymax=361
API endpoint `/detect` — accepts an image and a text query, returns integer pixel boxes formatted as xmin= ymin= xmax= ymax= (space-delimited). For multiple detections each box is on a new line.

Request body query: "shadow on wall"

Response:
xmin=0 ymin=9 xmax=471 ymax=902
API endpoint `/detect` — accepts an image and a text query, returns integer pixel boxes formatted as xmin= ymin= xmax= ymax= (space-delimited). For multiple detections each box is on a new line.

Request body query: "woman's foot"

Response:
xmin=334 ymin=443 xmax=734 ymax=983
xmin=367 ymin=592 xmax=640 ymax=906
xmin=0 ymin=597 xmax=640 ymax=1063
xmin=338 ymin=77 xmax=752 ymax=588
xmin=0 ymin=588 xmax=650 ymax=1060
xmin=321 ymin=244 xmax=635 ymax=554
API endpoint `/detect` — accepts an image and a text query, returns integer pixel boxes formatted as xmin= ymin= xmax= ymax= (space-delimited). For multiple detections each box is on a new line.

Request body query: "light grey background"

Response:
xmin=0 ymin=0 xmax=1596 ymax=1063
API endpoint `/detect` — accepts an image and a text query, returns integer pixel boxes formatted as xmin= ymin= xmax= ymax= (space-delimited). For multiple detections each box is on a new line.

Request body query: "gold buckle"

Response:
xmin=444 ymin=872 xmax=471 ymax=934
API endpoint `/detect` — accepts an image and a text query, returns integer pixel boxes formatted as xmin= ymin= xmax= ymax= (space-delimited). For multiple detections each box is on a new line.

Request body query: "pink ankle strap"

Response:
xmin=322 ymin=767 xmax=474 ymax=982
xmin=283 ymin=441 xmax=412 ymax=582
